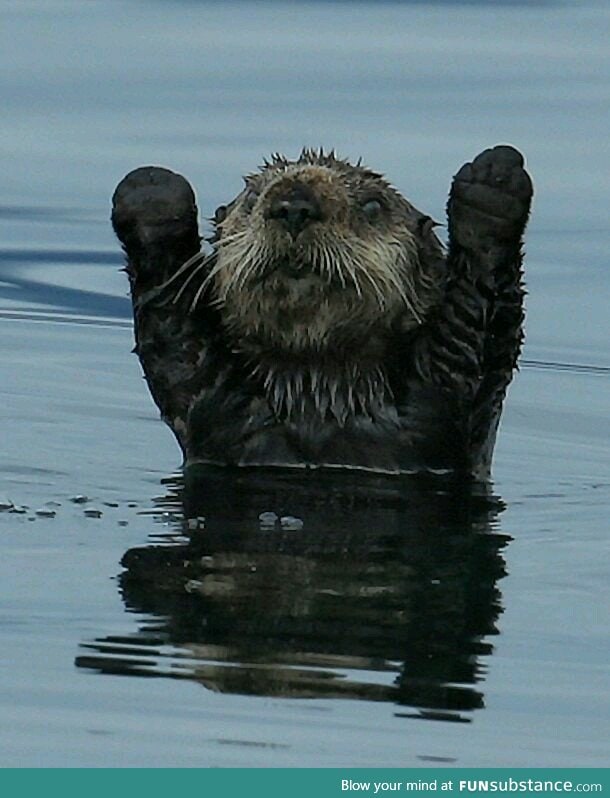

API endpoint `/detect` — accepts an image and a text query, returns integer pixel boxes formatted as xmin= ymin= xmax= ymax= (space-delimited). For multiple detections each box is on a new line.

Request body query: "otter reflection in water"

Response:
xmin=112 ymin=146 xmax=532 ymax=479
xmin=77 ymin=470 xmax=510 ymax=722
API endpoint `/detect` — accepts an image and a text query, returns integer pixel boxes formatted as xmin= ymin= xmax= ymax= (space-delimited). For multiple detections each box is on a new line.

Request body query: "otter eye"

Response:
xmin=243 ymin=188 xmax=259 ymax=212
xmin=361 ymin=198 xmax=384 ymax=218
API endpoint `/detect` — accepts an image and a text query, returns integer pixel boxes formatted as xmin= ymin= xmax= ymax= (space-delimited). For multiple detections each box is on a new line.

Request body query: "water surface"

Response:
xmin=0 ymin=0 xmax=608 ymax=768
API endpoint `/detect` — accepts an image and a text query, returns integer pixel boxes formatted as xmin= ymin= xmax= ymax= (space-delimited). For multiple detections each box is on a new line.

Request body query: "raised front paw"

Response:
xmin=112 ymin=166 xmax=199 ymax=258
xmin=448 ymin=145 xmax=533 ymax=249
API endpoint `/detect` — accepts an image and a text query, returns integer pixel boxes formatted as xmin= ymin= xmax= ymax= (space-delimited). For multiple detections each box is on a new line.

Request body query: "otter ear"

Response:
xmin=417 ymin=214 xmax=442 ymax=237
xmin=214 ymin=205 xmax=227 ymax=224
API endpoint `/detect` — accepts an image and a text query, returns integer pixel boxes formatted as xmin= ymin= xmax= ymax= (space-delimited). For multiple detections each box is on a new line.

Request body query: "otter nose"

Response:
xmin=267 ymin=185 xmax=323 ymax=237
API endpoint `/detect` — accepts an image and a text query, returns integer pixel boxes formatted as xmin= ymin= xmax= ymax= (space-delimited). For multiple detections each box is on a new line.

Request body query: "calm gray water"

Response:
xmin=1 ymin=0 xmax=608 ymax=768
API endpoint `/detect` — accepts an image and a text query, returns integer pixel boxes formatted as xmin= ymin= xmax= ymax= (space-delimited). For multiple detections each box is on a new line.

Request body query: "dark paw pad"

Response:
xmin=112 ymin=166 xmax=198 ymax=249
xmin=449 ymin=145 xmax=533 ymax=247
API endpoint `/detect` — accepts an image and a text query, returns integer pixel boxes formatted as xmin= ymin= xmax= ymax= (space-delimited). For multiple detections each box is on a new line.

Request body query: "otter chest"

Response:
xmin=185 ymin=381 xmax=467 ymax=474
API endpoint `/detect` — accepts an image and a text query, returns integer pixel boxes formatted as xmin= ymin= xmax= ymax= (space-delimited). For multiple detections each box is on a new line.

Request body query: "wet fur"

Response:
xmin=112 ymin=147 xmax=532 ymax=478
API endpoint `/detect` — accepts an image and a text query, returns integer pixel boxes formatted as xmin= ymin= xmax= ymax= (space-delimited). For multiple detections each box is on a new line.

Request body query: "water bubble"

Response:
xmin=258 ymin=511 xmax=278 ymax=529
xmin=280 ymin=515 xmax=304 ymax=531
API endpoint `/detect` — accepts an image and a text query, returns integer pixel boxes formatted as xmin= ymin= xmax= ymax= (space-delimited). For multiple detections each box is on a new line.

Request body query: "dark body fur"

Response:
xmin=112 ymin=147 xmax=532 ymax=479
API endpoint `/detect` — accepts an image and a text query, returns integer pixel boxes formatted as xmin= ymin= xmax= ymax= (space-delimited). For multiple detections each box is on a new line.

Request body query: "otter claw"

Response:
xmin=448 ymin=145 xmax=533 ymax=246
xmin=112 ymin=166 xmax=198 ymax=249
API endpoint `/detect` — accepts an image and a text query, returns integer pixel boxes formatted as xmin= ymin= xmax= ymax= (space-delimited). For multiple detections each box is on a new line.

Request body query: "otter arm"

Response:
xmin=111 ymin=166 xmax=208 ymax=452
xmin=411 ymin=145 xmax=533 ymax=477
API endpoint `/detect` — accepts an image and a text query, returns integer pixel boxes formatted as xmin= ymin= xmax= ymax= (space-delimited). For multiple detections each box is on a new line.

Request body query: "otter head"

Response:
xmin=203 ymin=150 xmax=445 ymax=357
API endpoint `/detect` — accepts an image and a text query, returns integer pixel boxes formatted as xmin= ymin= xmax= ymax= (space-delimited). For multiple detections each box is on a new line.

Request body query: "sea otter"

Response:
xmin=112 ymin=146 xmax=532 ymax=478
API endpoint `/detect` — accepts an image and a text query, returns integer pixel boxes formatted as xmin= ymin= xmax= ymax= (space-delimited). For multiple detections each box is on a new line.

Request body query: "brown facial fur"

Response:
xmin=197 ymin=150 xmax=445 ymax=357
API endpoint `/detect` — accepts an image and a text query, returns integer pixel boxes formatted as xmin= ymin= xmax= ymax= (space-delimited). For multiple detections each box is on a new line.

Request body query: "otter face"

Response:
xmin=206 ymin=150 xmax=444 ymax=353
